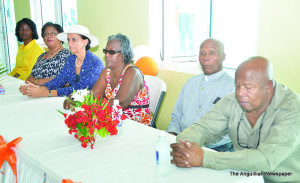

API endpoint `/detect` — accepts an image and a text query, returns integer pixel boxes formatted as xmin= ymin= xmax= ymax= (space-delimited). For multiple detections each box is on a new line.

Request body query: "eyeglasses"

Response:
xmin=103 ymin=49 xmax=121 ymax=55
xmin=43 ymin=32 xmax=58 ymax=37
xmin=237 ymin=111 xmax=266 ymax=149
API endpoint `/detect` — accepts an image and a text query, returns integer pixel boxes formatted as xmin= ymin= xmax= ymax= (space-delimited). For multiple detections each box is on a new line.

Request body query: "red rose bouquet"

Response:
xmin=58 ymin=89 xmax=126 ymax=149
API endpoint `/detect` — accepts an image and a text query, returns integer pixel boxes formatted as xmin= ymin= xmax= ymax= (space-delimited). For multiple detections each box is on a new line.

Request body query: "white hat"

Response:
xmin=57 ymin=25 xmax=99 ymax=47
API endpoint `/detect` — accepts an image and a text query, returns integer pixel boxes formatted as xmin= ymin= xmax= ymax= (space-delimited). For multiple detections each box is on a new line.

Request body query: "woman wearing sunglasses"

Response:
xmin=24 ymin=22 xmax=71 ymax=85
xmin=20 ymin=25 xmax=104 ymax=98
xmin=9 ymin=18 xmax=44 ymax=81
xmin=92 ymin=33 xmax=152 ymax=126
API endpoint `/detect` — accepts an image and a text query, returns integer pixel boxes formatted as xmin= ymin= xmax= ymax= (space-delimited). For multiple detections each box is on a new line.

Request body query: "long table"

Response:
xmin=0 ymin=75 xmax=263 ymax=183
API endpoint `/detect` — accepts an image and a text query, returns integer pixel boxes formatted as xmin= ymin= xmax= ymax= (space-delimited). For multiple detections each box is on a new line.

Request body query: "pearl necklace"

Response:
xmin=75 ymin=58 xmax=83 ymax=68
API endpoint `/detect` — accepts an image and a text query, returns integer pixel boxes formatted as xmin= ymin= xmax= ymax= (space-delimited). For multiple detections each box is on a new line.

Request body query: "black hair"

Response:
xmin=81 ymin=35 xmax=91 ymax=51
xmin=41 ymin=22 xmax=64 ymax=44
xmin=15 ymin=18 xmax=39 ymax=42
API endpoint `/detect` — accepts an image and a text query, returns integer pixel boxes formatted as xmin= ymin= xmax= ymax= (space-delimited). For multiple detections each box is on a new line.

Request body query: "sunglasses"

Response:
xmin=237 ymin=110 xmax=266 ymax=149
xmin=103 ymin=49 xmax=121 ymax=55
xmin=43 ymin=32 xmax=58 ymax=37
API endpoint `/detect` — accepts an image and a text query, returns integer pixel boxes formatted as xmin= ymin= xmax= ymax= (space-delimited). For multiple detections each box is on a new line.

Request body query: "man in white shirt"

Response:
xmin=166 ymin=38 xmax=234 ymax=151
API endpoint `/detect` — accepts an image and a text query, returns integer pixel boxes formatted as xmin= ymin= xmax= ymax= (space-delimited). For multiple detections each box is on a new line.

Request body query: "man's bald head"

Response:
xmin=200 ymin=38 xmax=225 ymax=56
xmin=199 ymin=38 xmax=225 ymax=75
xmin=236 ymin=56 xmax=274 ymax=87
xmin=235 ymin=56 xmax=275 ymax=114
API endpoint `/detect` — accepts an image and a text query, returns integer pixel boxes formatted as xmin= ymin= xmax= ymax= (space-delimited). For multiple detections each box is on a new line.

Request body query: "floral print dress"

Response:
xmin=105 ymin=65 xmax=152 ymax=126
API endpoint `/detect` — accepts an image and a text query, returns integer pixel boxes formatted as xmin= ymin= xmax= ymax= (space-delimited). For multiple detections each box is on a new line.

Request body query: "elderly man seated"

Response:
xmin=166 ymin=38 xmax=234 ymax=152
xmin=171 ymin=56 xmax=300 ymax=182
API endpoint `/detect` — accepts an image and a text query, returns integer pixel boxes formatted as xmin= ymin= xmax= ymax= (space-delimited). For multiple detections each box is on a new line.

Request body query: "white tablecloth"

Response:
xmin=0 ymin=76 xmax=263 ymax=183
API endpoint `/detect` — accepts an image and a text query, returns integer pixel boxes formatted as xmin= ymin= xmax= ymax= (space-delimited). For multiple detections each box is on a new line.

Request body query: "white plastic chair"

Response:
xmin=144 ymin=75 xmax=167 ymax=128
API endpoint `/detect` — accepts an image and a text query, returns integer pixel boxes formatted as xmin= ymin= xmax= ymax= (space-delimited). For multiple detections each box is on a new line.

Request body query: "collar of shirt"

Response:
xmin=203 ymin=69 xmax=225 ymax=82
xmin=20 ymin=39 xmax=37 ymax=51
xmin=269 ymin=81 xmax=298 ymax=111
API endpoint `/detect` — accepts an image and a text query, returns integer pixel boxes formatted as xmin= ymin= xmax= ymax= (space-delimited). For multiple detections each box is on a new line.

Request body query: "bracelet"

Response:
xmin=48 ymin=90 xmax=51 ymax=97
xmin=34 ymin=79 xmax=39 ymax=85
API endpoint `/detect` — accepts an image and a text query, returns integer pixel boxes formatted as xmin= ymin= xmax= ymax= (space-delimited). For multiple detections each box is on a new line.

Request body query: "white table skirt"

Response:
xmin=0 ymin=76 xmax=263 ymax=183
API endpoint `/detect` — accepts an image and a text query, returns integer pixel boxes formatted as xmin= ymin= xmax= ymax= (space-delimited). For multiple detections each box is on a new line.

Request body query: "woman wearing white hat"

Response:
xmin=20 ymin=25 xmax=104 ymax=98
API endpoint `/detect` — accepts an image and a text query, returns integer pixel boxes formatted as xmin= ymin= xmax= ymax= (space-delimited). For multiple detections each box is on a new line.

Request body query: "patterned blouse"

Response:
xmin=43 ymin=50 xmax=104 ymax=97
xmin=105 ymin=65 xmax=152 ymax=126
xmin=31 ymin=48 xmax=71 ymax=79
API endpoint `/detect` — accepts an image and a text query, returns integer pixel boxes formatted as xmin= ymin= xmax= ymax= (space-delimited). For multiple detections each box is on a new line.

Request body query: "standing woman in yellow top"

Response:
xmin=9 ymin=18 xmax=44 ymax=80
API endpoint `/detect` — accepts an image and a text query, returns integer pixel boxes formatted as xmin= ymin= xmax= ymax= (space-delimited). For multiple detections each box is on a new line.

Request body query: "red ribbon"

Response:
xmin=62 ymin=179 xmax=81 ymax=183
xmin=0 ymin=135 xmax=23 ymax=182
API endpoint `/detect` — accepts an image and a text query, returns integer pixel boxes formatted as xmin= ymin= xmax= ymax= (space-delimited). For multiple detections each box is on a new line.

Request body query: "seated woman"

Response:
xmin=26 ymin=22 xmax=71 ymax=85
xmin=9 ymin=18 xmax=44 ymax=80
xmin=92 ymin=33 xmax=152 ymax=126
xmin=19 ymin=25 xmax=104 ymax=97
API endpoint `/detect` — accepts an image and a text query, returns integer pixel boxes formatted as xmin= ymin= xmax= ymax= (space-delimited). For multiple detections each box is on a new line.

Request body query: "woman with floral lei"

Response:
xmin=65 ymin=33 xmax=152 ymax=126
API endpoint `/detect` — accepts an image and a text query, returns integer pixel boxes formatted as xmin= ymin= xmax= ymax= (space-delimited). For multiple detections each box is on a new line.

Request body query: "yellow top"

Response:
xmin=9 ymin=39 xmax=44 ymax=80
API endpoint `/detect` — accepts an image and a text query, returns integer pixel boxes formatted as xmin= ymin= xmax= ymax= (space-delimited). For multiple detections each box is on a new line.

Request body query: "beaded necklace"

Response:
xmin=43 ymin=46 xmax=62 ymax=59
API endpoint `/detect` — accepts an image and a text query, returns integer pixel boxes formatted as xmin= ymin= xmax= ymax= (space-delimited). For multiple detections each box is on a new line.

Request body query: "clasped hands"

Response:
xmin=171 ymin=140 xmax=204 ymax=168
xmin=19 ymin=81 xmax=47 ymax=97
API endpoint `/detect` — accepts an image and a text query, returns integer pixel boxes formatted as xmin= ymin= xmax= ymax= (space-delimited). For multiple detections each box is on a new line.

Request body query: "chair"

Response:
xmin=144 ymin=75 xmax=167 ymax=128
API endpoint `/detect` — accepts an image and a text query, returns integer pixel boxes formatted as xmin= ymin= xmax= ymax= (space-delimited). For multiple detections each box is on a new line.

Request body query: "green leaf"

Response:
xmin=102 ymin=99 xmax=110 ymax=110
xmin=74 ymin=101 xmax=81 ymax=107
xmin=90 ymin=93 xmax=94 ymax=104
xmin=77 ymin=123 xmax=87 ymax=136
xmin=56 ymin=109 xmax=65 ymax=116
xmin=0 ymin=70 xmax=8 ymax=75
xmin=85 ymin=94 xmax=89 ymax=105
xmin=97 ymin=127 xmax=109 ymax=138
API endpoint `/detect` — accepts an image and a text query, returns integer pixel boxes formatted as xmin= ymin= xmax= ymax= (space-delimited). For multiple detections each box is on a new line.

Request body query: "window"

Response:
xmin=211 ymin=0 xmax=259 ymax=69
xmin=61 ymin=0 xmax=78 ymax=29
xmin=163 ymin=0 xmax=210 ymax=59
xmin=0 ymin=0 xmax=18 ymax=71
xmin=30 ymin=0 xmax=77 ymax=46
xmin=151 ymin=0 xmax=260 ymax=70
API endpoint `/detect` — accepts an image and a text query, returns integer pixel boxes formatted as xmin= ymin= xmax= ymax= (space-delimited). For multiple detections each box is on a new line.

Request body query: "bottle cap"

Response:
xmin=113 ymin=99 xmax=119 ymax=105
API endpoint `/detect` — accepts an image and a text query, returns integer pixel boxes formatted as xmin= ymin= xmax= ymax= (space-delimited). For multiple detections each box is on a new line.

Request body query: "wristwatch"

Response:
xmin=48 ymin=90 xmax=51 ymax=97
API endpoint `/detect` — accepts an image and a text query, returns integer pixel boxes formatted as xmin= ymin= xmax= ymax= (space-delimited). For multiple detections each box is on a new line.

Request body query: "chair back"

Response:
xmin=144 ymin=75 xmax=167 ymax=128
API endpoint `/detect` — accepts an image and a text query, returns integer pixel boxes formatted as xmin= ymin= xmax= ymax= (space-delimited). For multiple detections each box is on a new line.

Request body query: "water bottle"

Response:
xmin=155 ymin=130 xmax=171 ymax=176
xmin=0 ymin=83 xmax=5 ymax=95
xmin=112 ymin=99 xmax=123 ymax=135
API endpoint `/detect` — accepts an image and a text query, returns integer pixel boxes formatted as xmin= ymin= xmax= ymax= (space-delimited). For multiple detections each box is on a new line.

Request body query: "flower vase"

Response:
xmin=76 ymin=130 xmax=96 ymax=148
xmin=0 ymin=82 xmax=5 ymax=95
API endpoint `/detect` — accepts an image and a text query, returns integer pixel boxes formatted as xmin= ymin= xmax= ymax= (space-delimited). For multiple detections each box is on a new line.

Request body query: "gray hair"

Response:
xmin=107 ymin=33 xmax=134 ymax=64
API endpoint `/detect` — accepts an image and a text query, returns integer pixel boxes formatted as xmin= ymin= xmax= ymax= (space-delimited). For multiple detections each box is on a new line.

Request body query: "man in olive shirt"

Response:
xmin=171 ymin=56 xmax=300 ymax=182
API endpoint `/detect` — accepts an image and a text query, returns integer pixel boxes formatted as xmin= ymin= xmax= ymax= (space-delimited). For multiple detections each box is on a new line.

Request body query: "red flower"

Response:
xmin=61 ymin=90 xmax=122 ymax=149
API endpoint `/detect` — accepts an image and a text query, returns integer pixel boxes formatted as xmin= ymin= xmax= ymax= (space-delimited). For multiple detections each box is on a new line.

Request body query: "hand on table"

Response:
xmin=23 ymin=83 xmax=47 ymax=98
xmin=19 ymin=85 xmax=30 ymax=95
xmin=25 ymin=77 xmax=36 ymax=84
xmin=63 ymin=94 xmax=75 ymax=110
xmin=171 ymin=140 xmax=204 ymax=168
xmin=169 ymin=132 xmax=178 ymax=136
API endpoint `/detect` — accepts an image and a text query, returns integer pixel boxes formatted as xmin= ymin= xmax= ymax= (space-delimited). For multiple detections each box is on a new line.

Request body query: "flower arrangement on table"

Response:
xmin=58 ymin=89 xmax=126 ymax=149
xmin=0 ymin=64 xmax=8 ymax=94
